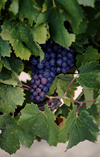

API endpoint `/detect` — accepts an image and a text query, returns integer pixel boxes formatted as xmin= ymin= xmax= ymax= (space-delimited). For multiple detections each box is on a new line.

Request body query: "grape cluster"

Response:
xmin=29 ymin=41 xmax=75 ymax=102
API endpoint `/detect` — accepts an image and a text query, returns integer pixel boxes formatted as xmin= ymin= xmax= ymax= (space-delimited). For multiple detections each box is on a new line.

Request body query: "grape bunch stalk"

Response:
xmin=29 ymin=41 xmax=75 ymax=102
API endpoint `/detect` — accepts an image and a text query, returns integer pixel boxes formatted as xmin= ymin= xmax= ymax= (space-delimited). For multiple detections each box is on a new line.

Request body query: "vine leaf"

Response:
xmin=0 ymin=114 xmax=34 ymax=154
xmin=83 ymin=88 xmax=94 ymax=109
xmin=0 ymin=83 xmax=25 ymax=113
xmin=0 ymin=0 xmax=7 ymax=14
xmin=0 ymin=114 xmax=20 ymax=154
xmin=59 ymin=105 xmax=99 ymax=150
xmin=0 ymin=21 xmax=44 ymax=60
xmin=18 ymin=0 xmax=39 ymax=25
xmin=18 ymin=103 xmax=59 ymax=146
xmin=77 ymin=0 xmax=95 ymax=7
xmin=0 ymin=37 xmax=11 ymax=59
xmin=49 ymin=7 xmax=75 ymax=48
xmin=9 ymin=0 xmax=19 ymax=15
xmin=77 ymin=61 xmax=100 ymax=89
xmin=56 ymin=74 xmax=78 ymax=106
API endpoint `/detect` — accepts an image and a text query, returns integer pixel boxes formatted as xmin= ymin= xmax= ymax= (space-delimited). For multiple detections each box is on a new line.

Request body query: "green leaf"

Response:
xmin=56 ymin=74 xmax=78 ymax=106
xmin=95 ymin=95 xmax=100 ymax=113
xmin=0 ymin=21 xmax=44 ymax=60
xmin=18 ymin=103 xmax=59 ymax=146
xmin=31 ymin=23 xmax=48 ymax=44
xmin=0 ymin=0 xmax=7 ymax=13
xmin=0 ymin=37 xmax=11 ymax=59
xmin=77 ymin=0 xmax=95 ymax=7
xmin=49 ymin=7 xmax=75 ymax=48
xmin=77 ymin=61 xmax=100 ymax=89
xmin=18 ymin=0 xmax=39 ymax=25
xmin=56 ymin=0 xmax=84 ymax=34
xmin=0 ymin=114 xmax=20 ymax=154
xmin=83 ymin=88 xmax=94 ymax=109
xmin=0 ymin=83 xmax=25 ymax=113
xmin=3 ymin=54 xmax=24 ymax=74
xmin=59 ymin=106 xmax=99 ymax=150
xmin=9 ymin=0 xmax=19 ymax=15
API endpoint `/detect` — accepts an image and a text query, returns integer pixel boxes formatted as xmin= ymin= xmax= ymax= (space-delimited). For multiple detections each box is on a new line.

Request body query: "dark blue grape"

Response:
xmin=50 ymin=71 xmax=55 ymax=79
xmin=30 ymin=79 xmax=35 ymax=84
xmin=57 ymin=48 xmax=62 ymax=53
xmin=39 ymin=84 xmax=44 ymax=89
xmin=61 ymin=49 xmax=67 ymax=56
xmin=30 ymin=95 xmax=34 ymax=101
xmin=45 ymin=53 xmax=50 ymax=59
xmin=70 ymin=49 xmax=74 ymax=54
xmin=47 ymin=47 xmax=52 ymax=53
xmin=53 ymin=44 xmax=58 ymax=51
xmin=43 ymin=71 xmax=50 ymax=78
xmin=62 ymin=62 xmax=67 ymax=68
xmin=67 ymin=59 xmax=72 ymax=65
xmin=41 ymin=78 xmax=47 ymax=85
xmin=56 ymin=58 xmax=62 ymax=66
xmin=50 ymin=67 xmax=57 ymax=73
xmin=38 ymin=69 xmax=44 ymax=74
xmin=33 ymin=74 xmax=38 ymax=80
xmin=41 ymin=57 xmax=46 ymax=64
xmin=35 ymin=79 xmax=40 ymax=85
xmin=62 ymin=56 xmax=68 ymax=62
xmin=50 ymin=52 xmax=56 ymax=58
xmin=30 ymin=88 xmax=34 ymax=93
xmin=39 ymin=91 xmax=45 ymax=98
xmin=45 ymin=69 xmax=50 ymax=72
xmin=61 ymin=68 xmax=67 ymax=74
xmin=33 ymin=91 xmax=38 ymax=97
xmin=67 ymin=52 xmax=73 ymax=59
xmin=47 ymin=77 xmax=52 ymax=82
xmin=32 ymin=84 xmax=37 ymax=89
xmin=56 ymin=67 xmax=61 ymax=73
xmin=43 ymin=86 xmax=49 ymax=94
xmin=37 ymin=63 xmax=44 ymax=69
xmin=31 ymin=57 xmax=38 ymax=65
xmin=45 ymin=61 xmax=49 ymax=67
xmin=49 ymin=59 xmax=56 ymax=66
xmin=57 ymin=53 xmax=62 ymax=58
xmin=46 ymin=82 xmax=53 ymax=87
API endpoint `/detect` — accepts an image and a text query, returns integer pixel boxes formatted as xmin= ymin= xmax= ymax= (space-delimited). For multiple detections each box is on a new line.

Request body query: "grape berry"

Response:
xmin=29 ymin=42 xmax=75 ymax=102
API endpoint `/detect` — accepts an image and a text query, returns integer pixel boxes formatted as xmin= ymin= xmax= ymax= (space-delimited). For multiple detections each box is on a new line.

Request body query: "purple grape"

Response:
xmin=45 ymin=69 xmax=50 ymax=72
xmin=45 ymin=53 xmax=49 ymax=59
xmin=35 ymin=79 xmax=40 ymax=85
xmin=32 ymin=84 xmax=37 ymax=89
xmin=47 ymin=47 xmax=52 ymax=53
xmin=41 ymin=78 xmax=47 ymax=85
xmin=49 ymin=59 xmax=55 ymax=66
xmin=36 ymin=88 xmax=41 ymax=93
xmin=43 ymin=71 xmax=50 ymax=78
xmin=39 ymin=74 xmax=43 ymax=79
xmin=35 ymin=96 xmax=42 ymax=102
xmin=56 ymin=58 xmax=62 ymax=66
xmin=33 ymin=74 xmax=38 ymax=80
xmin=33 ymin=91 xmax=38 ymax=97
xmin=46 ymin=82 xmax=53 ymax=87
xmin=39 ymin=91 xmax=45 ymax=98
xmin=30 ymin=79 xmax=35 ymax=84
xmin=30 ymin=95 xmax=34 ymax=101
xmin=41 ymin=57 xmax=46 ymax=64
xmin=57 ymin=53 xmax=62 ymax=58
xmin=45 ymin=61 xmax=49 ymax=67
xmin=30 ymin=88 xmax=34 ymax=93
xmin=53 ymin=44 xmax=58 ymax=51
xmin=50 ymin=67 xmax=57 ymax=73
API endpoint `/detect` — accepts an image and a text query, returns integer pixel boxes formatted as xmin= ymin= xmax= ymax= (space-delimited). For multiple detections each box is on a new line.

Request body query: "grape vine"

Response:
xmin=0 ymin=0 xmax=100 ymax=155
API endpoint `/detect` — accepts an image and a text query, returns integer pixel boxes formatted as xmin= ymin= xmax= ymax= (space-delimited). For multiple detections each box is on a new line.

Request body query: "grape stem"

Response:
xmin=16 ymin=84 xmax=31 ymax=90
xmin=64 ymin=76 xmax=77 ymax=96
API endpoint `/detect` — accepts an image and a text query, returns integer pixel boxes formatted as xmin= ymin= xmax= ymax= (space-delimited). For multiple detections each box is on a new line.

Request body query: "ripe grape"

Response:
xmin=41 ymin=78 xmax=47 ymax=85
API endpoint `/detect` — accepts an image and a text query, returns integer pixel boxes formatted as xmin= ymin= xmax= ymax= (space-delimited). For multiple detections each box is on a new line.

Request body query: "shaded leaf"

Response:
xmin=77 ymin=0 xmax=95 ymax=7
xmin=59 ymin=106 xmax=99 ymax=150
xmin=0 ymin=83 xmax=25 ymax=113
xmin=9 ymin=0 xmax=19 ymax=15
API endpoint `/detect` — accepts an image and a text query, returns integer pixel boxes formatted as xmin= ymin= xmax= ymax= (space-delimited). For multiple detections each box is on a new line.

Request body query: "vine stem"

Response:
xmin=64 ymin=76 xmax=77 ymax=96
